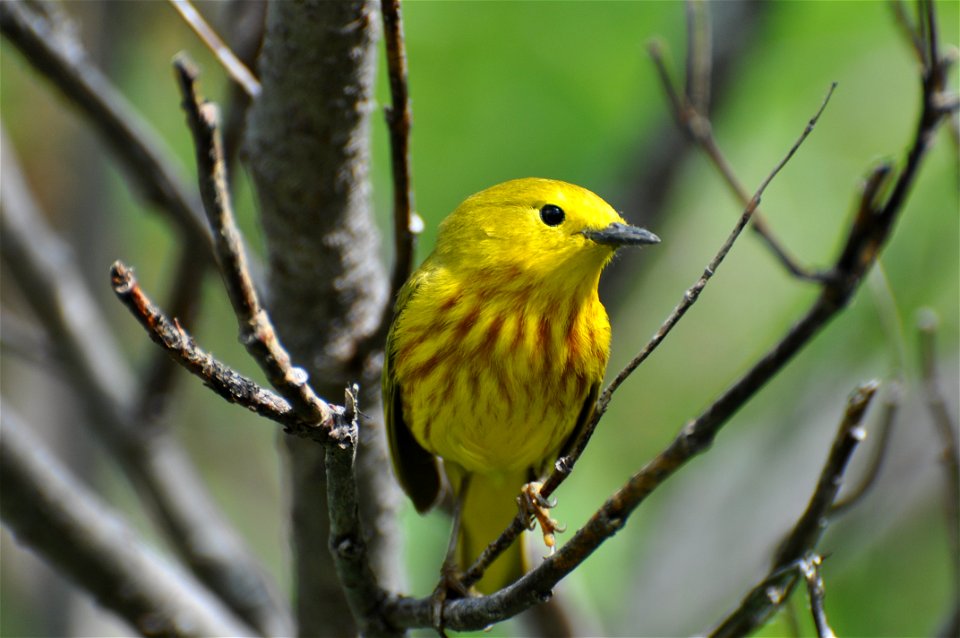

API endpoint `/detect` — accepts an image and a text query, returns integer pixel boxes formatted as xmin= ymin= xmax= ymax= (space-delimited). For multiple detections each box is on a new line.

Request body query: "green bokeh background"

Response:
xmin=1 ymin=1 xmax=957 ymax=636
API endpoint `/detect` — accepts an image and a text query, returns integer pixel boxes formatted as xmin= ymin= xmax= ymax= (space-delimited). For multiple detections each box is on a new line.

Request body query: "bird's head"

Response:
xmin=434 ymin=178 xmax=659 ymax=291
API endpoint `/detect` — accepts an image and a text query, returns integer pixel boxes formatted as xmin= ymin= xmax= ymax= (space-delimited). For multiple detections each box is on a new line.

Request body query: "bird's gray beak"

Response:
xmin=582 ymin=222 xmax=660 ymax=247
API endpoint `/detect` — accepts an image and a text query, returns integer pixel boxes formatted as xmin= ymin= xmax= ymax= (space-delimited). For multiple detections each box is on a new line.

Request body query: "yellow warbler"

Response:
xmin=383 ymin=178 xmax=659 ymax=594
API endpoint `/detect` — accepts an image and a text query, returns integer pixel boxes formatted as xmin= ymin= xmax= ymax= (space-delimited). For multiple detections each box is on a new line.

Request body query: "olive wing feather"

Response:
xmin=555 ymin=381 xmax=600 ymax=465
xmin=383 ymin=273 xmax=441 ymax=513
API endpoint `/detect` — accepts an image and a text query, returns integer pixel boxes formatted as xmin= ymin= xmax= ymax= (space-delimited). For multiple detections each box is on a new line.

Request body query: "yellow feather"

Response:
xmin=383 ymin=177 xmax=658 ymax=593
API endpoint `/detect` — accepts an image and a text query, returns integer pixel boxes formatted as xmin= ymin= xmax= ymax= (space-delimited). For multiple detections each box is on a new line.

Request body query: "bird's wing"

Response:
xmin=554 ymin=380 xmax=601 ymax=465
xmin=383 ymin=272 xmax=442 ymax=513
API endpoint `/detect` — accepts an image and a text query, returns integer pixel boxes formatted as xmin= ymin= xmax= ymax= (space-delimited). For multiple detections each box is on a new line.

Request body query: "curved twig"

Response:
xmin=110 ymin=262 xmax=298 ymax=428
xmin=831 ymin=382 xmax=900 ymax=514
xmin=168 ymin=0 xmax=261 ymax=98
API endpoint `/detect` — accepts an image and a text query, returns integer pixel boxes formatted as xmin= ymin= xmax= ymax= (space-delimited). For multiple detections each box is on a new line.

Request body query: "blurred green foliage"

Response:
xmin=1 ymin=1 xmax=956 ymax=636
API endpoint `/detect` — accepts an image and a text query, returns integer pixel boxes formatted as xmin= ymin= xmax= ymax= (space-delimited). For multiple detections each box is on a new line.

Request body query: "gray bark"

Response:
xmin=0 ymin=409 xmax=253 ymax=638
xmin=244 ymin=1 xmax=402 ymax=634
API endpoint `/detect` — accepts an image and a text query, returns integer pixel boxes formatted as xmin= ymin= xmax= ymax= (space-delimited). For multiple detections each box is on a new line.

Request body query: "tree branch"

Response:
xmin=356 ymin=0 xmax=418 ymax=367
xmin=708 ymin=381 xmax=877 ymax=638
xmin=174 ymin=55 xmax=335 ymax=427
xmin=168 ymin=0 xmax=261 ymax=98
xmin=133 ymin=243 xmax=208 ymax=423
xmin=112 ymin=257 xmax=397 ymax=635
xmin=831 ymin=381 xmax=900 ymax=514
xmin=802 ymin=555 xmax=837 ymax=638
xmin=243 ymin=1 xmax=401 ymax=633
xmin=0 ymin=407 xmax=253 ymax=638
xmin=0 ymin=1 xmax=211 ymax=254
xmin=168 ymin=51 xmax=392 ymax=635
xmin=375 ymin=0 xmax=416 ymax=338
xmin=648 ymin=1 xmax=828 ymax=283
xmin=110 ymin=261 xmax=298 ymax=428
xmin=0 ymin=126 xmax=292 ymax=636
xmin=602 ymin=1 xmax=769 ymax=307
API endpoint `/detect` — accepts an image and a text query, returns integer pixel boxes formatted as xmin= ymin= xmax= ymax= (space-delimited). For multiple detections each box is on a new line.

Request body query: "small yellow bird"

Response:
xmin=383 ymin=178 xmax=659 ymax=594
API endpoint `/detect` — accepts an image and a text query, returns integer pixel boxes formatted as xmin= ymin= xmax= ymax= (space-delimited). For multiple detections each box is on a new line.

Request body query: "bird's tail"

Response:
xmin=456 ymin=470 xmax=529 ymax=595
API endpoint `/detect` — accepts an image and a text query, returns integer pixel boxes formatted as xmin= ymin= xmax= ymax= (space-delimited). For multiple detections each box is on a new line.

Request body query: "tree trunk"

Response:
xmin=244 ymin=1 xmax=403 ymax=635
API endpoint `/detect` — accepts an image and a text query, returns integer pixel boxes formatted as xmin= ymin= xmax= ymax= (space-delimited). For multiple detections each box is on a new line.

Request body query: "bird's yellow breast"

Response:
xmin=391 ymin=264 xmax=610 ymax=475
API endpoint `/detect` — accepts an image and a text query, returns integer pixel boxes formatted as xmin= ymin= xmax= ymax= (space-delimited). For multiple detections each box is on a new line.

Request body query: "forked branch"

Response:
xmin=113 ymin=55 xmax=393 ymax=636
xmin=709 ymin=382 xmax=877 ymax=638
xmin=110 ymin=262 xmax=299 ymax=429
xmin=173 ymin=54 xmax=335 ymax=427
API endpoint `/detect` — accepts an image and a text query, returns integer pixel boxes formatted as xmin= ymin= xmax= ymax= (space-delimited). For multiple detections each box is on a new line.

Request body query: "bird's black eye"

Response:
xmin=539 ymin=204 xmax=565 ymax=227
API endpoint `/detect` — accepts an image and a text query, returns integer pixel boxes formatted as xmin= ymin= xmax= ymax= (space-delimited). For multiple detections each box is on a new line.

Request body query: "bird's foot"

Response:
xmin=430 ymin=559 xmax=470 ymax=636
xmin=519 ymin=481 xmax=566 ymax=552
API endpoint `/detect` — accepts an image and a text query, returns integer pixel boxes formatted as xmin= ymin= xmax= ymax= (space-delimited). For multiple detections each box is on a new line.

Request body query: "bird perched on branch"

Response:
xmin=383 ymin=178 xmax=659 ymax=595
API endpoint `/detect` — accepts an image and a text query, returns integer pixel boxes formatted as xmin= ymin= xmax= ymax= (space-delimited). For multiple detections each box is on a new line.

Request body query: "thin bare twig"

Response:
xmin=775 ymin=382 xmax=878 ymax=567
xmin=597 ymin=83 xmax=837 ymax=420
xmin=709 ymin=382 xmax=877 ymax=638
xmin=134 ymin=244 xmax=208 ymax=423
xmin=0 ymin=408 xmax=254 ymax=637
xmin=324 ymin=385 xmax=402 ymax=638
xmin=648 ymin=11 xmax=828 ymax=283
xmin=168 ymin=0 xmax=261 ymax=98
xmin=917 ymin=310 xmax=960 ymax=608
xmin=831 ymin=381 xmax=900 ymax=514
xmin=802 ymin=555 xmax=837 ymax=638
xmin=891 ymin=0 xmax=926 ymax=63
xmin=356 ymin=0 xmax=418 ymax=367
xmin=173 ymin=54 xmax=334 ymax=426
xmin=0 ymin=1 xmax=212 ymax=254
xmin=110 ymin=262 xmax=298 ymax=428
xmin=382 ymin=0 xmax=416 ymax=293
